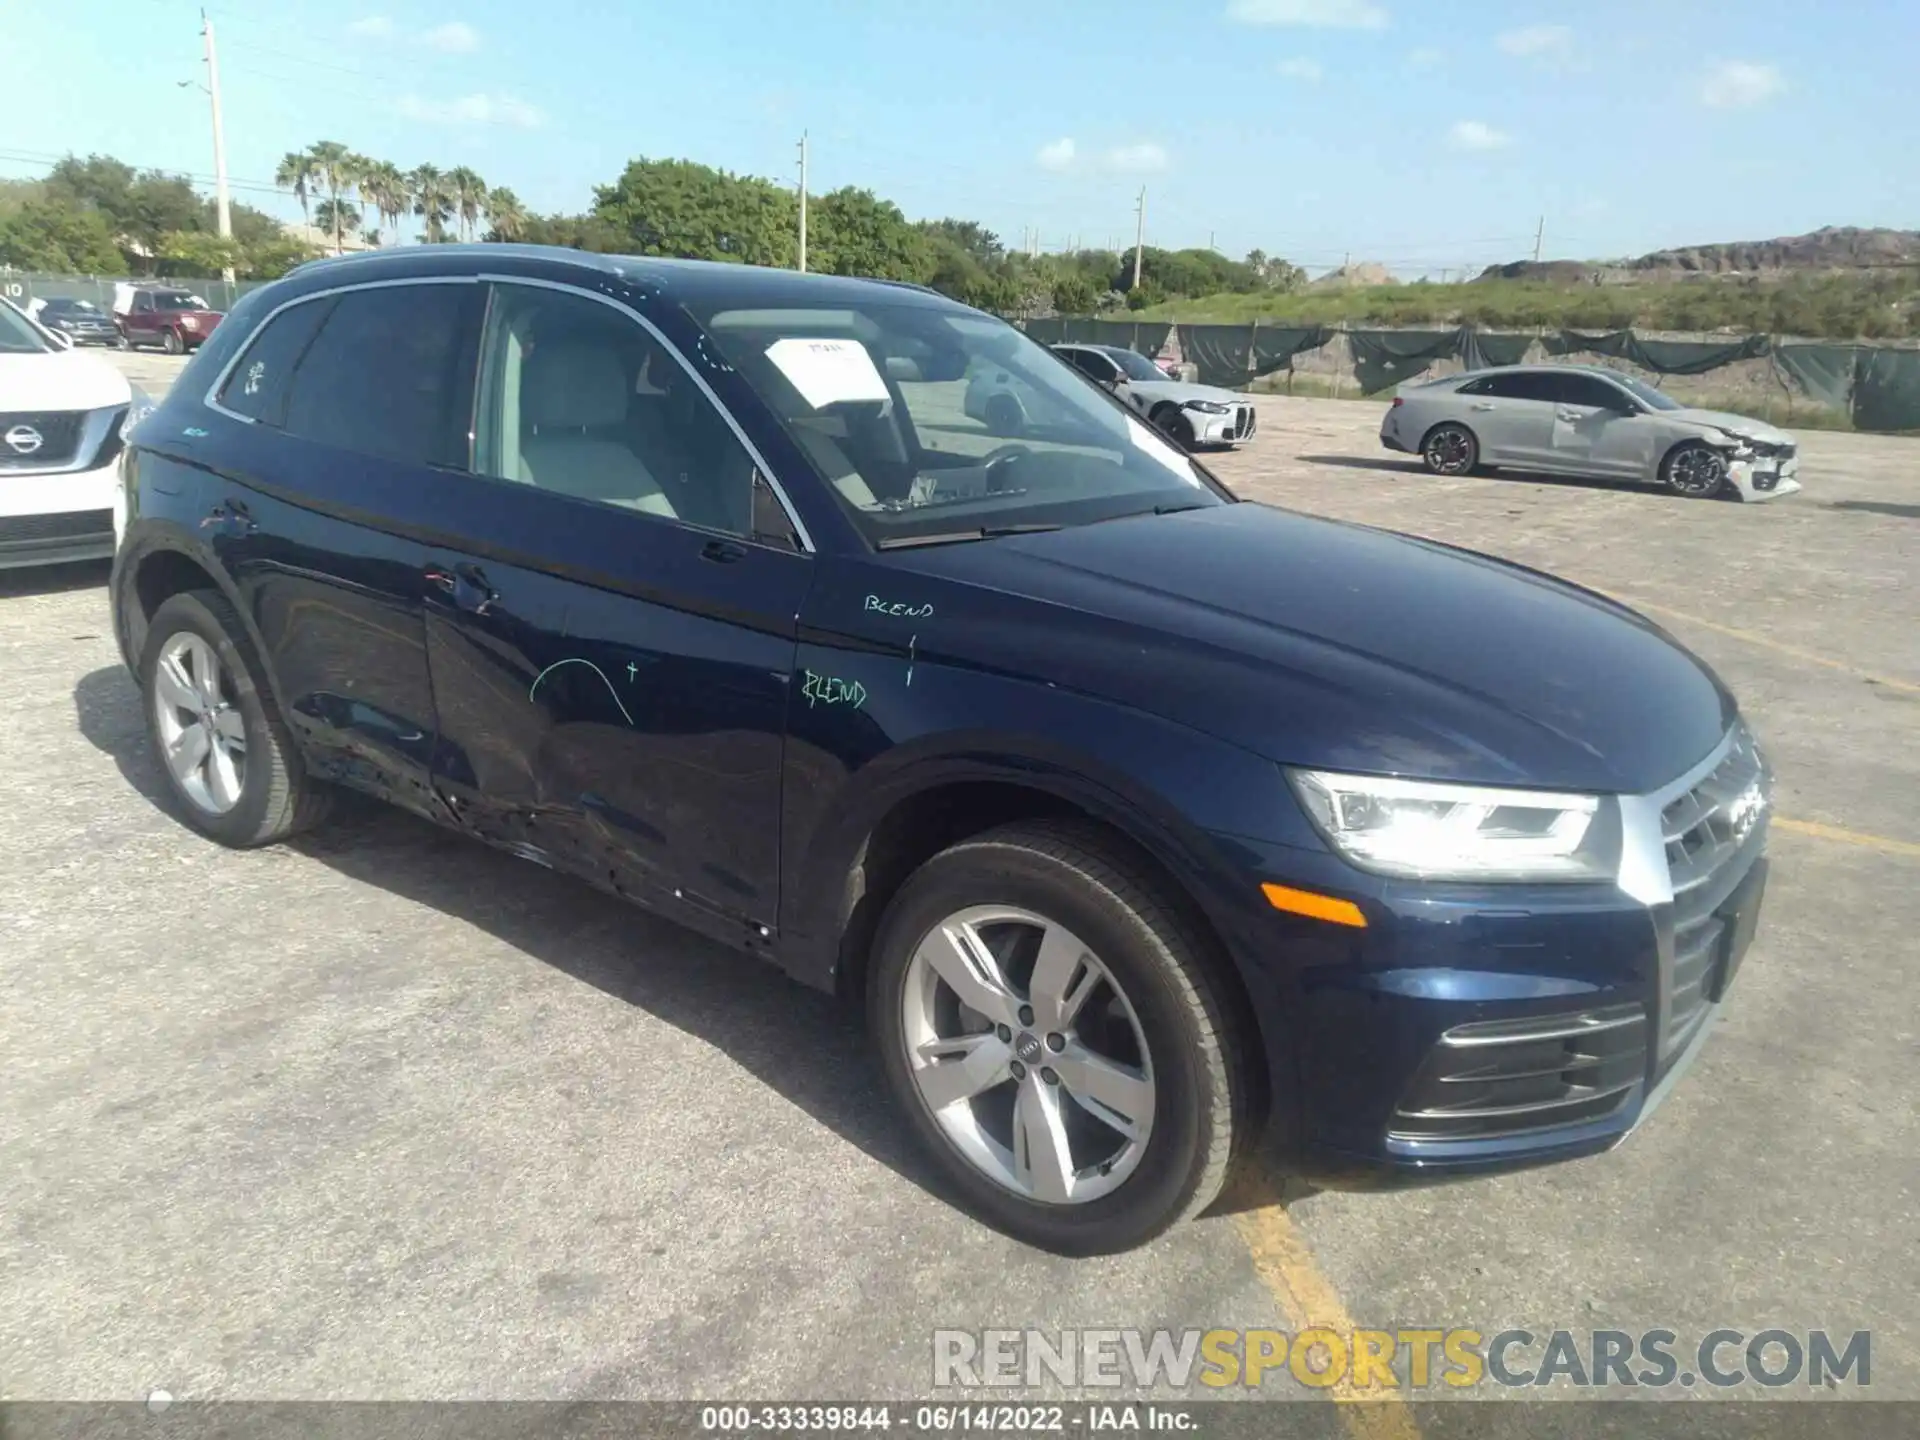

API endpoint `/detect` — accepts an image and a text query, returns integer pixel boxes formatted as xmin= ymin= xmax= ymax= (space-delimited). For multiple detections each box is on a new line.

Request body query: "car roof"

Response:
xmin=1447 ymin=363 xmax=1637 ymax=384
xmin=285 ymin=243 xmax=967 ymax=313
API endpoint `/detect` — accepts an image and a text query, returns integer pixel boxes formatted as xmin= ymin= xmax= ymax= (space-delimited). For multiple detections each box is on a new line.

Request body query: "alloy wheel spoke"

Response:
xmin=1028 ymin=924 xmax=1099 ymax=1033
xmin=1013 ymin=1079 xmax=1076 ymax=1203
xmin=1052 ymin=1042 xmax=1153 ymax=1142
xmin=166 ymin=722 xmax=210 ymax=782
xmin=211 ymin=709 xmax=247 ymax=747
xmin=206 ymin=739 xmax=243 ymax=810
xmin=913 ymin=1032 xmax=1012 ymax=1111
xmin=917 ymin=921 xmax=1018 ymax=1027
xmin=187 ymin=639 xmax=224 ymax=709
xmin=154 ymin=654 xmax=198 ymax=715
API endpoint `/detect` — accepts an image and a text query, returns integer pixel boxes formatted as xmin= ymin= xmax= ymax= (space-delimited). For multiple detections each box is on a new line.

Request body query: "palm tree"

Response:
xmin=482 ymin=186 xmax=528 ymax=242
xmin=446 ymin=166 xmax=487 ymax=242
xmin=409 ymin=164 xmax=453 ymax=244
xmin=273 ymin=150 xmax=319 ymax=243
xmin=315 ymin=199 xmax=362 ymax=244
xmin=358 ymin=160 xmax=407 ymax=247
xmin=307 ymin=141 xmax=365 ymax=255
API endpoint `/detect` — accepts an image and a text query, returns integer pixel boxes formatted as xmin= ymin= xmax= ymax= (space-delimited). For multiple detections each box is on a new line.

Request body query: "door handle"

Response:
xmin=700 ymin=538 xmax=748 ymax=564
xmin=1469 ymin=402 xmax=1496 ymax=412
xmin=1556 ymin=409 xmax=1581 ymax=422
xmin=424 ymin=562 xmax=499 ymax=615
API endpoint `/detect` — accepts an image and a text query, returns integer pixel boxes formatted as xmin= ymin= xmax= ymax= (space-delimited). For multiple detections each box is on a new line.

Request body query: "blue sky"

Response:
xmin=6 ymin=0 xmax=1916 ymax=276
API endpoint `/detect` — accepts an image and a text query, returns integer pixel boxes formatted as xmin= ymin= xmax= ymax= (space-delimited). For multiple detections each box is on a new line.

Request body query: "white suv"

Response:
xmin=0 ymin=299 xmax=148 ymax=569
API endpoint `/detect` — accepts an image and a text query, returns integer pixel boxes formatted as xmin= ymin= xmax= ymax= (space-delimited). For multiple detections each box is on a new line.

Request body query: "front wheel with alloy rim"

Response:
xmin=1661 ymin=440 xmax=1729 ymax=499
xmin=138 ymin=589 xmax=330 ymax=847
xmin=1153 ymin=406 xmax=1196 ymax=451
xmin=1421 ymin=422 xmax=1479 ymax=476
xmin=869 ymin=821 xmax=1246 ymax=1255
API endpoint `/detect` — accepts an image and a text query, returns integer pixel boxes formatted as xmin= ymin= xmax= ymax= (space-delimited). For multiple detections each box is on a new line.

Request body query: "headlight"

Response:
xmin=1185 ymin=400 xmax=1230 ymax=414
xmin=179 ymin=316 xmax=200 ymax=331
xmin=1287 ymin=769 xmax=1618 ymax=882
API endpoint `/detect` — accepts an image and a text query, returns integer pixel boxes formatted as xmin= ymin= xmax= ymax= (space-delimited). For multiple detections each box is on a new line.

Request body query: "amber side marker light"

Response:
xmin=1261 ymin=882 xmax=1368 ymax=928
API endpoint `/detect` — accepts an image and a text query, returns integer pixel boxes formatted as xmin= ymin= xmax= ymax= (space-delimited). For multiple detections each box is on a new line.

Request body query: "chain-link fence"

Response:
xmin=1 ymin=271 xmax=272 ymax=313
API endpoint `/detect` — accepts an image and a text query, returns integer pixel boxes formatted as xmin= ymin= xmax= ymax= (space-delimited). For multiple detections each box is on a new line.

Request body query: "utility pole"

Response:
xmin=796 ymin=131 xmax=808 ymax=273
xmin=1533 ymin=215 xmax=1544 ymax=263
xmin=201 ymin=10 xmax=233 ymax=283
xmin=1131 ymin=186 xmax=1146 ymax=290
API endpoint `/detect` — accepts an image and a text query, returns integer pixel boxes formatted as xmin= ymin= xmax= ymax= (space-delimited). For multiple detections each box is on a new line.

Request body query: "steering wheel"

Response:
xmin=982 ymin=443 xmax=1032 ymax=493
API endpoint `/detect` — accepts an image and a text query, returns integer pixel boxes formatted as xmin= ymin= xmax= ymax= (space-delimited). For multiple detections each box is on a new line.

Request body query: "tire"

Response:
xmin=138 ymin=589 xmax=331 ymax=847
xmin=162 ymin=327 xmax=184 ymax=355
xmin=983 ymin=393 xmax=1025 ymax=439
xmin=1152 ymin=405 xmax=1196 ymax=451
xmin=1421 ymin=421 xmax=1479 ymax=476
xmin=1661 ymin=440 xmax=1729 ymax=499
xmin=869 ymin=820 xmax=1245 ymax=1255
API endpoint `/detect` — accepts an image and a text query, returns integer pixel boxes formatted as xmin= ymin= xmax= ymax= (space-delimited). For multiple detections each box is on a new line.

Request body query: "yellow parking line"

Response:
xmin=1235 ymin=1207 xmax=1421 ymax=1440
xmin=1605 ymin=594 xmax=1920 ymax=696
xmin=1775 ymin=817 xmax=1920 ymax=857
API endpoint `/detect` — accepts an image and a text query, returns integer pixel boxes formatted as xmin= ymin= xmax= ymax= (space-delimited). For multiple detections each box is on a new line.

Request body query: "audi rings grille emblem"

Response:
xmin=4 ymin=425 xmax=44 ymax=455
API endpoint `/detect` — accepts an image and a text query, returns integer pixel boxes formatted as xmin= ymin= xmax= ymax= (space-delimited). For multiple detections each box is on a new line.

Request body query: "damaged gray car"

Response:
xmin=1381 ymin=364 xmax=1800 ymax=501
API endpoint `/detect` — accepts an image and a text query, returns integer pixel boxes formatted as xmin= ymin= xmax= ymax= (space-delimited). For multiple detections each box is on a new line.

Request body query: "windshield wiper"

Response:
xmin=876 ymin=523 xmax=1062 ymax=549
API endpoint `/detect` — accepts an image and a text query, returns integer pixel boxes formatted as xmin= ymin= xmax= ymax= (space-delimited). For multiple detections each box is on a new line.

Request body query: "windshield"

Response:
xmin=1616 ymin=373 xmax=1682 ymax=412
xmin=153 ymin=292 xmax=208 ymax=312
xmin=0 ymin=301 xmax=53 ymax=355
xmin=692 ymin=299 xmax=1225 ymax=546
xmin=1104 ymin=347 xmax=1170 ymax=383
xmin=46 ymin=299 xmax=101 ymax=314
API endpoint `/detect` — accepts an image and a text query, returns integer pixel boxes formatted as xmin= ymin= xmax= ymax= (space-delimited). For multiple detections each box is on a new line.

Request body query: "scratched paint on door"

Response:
xmin=528 ymin=658 xmax=637 ymax=727
xmin=801 ymin=670 xmax=867 ymax=709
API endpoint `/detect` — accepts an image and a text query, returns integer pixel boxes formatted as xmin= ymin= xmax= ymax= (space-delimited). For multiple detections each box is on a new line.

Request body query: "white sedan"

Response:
xmin=0 ymin=299 xmax=149 ymax=569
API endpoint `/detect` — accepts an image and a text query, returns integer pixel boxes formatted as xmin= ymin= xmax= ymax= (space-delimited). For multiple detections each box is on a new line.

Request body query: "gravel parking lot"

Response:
xmin=4 ymin=351 xmax=1914 ymax=1414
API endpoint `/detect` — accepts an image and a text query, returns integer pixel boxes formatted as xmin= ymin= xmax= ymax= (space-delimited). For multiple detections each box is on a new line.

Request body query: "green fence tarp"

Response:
xmin=1348 ymin=328 xmax=1462 ymax=394
xmin=1545 ymin=329 xmax=1771 ymax=376
xmin=1248 ymin=325 xmax=1330 ymax=378
xmin=1773 ymin=343 xmax=1861 ymax=411
xmin=1461 ymin=329 xmax=1535 ymax=370
xmin=1851 ymin=348 xmax=1920 ymax=433
xmin=1014 ymin=317 xmax=1169 ymax=356
xmin=1020 ymin=317 xmax=1065 ymax=345
xmin=1177 ymin=324 xmax=1254 ymax=388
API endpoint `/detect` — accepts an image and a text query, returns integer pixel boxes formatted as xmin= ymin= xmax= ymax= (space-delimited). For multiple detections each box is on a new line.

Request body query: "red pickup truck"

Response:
xmin=117 ymin=287 xmax=224 ymax=355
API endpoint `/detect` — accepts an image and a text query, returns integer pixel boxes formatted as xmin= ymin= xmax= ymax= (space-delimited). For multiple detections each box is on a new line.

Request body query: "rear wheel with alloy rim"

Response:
xmin=1422 ymin=422 xmax=1478 ymax=475
xmin=870 ymin=821 xmax=1246 ymax=1255
xmin=139 ymin=589 xmax=330 ymax=847
xmin=1661 ymin=441 xmax=1729 ymax=499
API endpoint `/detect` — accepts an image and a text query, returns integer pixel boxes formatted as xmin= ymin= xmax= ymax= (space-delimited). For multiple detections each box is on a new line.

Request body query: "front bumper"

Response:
xmin=0 ymin=453 xmax=120 ymax=570
xmin=1221 ymin=725 xmax=1770 ymax=1186
xmin=1726 ymin=453 xmax=1802 ymax=502
xmin=1191 ymin=402 xmax=1258 ymax=446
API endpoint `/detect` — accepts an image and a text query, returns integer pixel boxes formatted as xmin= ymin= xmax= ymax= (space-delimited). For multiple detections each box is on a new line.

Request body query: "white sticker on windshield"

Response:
xmin=1127 ymin=416 xmax=1204 ymax=485
xmin=765 ymin=337 xmax=890 ymax=410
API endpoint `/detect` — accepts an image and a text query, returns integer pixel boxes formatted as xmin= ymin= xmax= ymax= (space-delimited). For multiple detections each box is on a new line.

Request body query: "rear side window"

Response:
xmin=278 ymin=284 xmax=473 ymax=467
xmin=1469 ymin=371 xmax=1555 ymax=401
xmin=216 ymin=297 xmax=337 ymax=426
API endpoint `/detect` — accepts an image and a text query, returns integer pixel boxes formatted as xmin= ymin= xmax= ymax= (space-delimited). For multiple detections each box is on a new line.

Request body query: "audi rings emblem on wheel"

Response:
xmin=150 ymin=631 xmax=248 ymax=815
xmin=901 ymin=905 xmax=1155 ymax=1205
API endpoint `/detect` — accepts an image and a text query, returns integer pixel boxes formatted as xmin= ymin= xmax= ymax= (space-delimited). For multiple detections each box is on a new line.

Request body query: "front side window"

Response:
xmin=691 ymin=299 xmax=1224 ymax=548
xmin=274 ymin=284 xmax=471 ymax=467
xmin=1104 ymin=347 xmax=1169 ymax=383
xmin=1063 ymin=347 xmax=1119 ymax=384
xmin=1556 ymin=373 xmax=1634 ymax=410
xmin=1614 ymin=373 xmax=1681 ymax=412
xmin=473 ymin=283 xmax=761 ymax=536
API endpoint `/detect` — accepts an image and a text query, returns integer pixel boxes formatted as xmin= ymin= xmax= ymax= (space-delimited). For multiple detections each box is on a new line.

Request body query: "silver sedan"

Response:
xmin=1380 ymin=365 xmax=1801 ymax=501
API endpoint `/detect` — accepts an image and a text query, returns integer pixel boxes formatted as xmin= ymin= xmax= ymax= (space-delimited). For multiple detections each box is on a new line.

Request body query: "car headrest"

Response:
xmin=524 ymin=341 xmax=628 ymax=430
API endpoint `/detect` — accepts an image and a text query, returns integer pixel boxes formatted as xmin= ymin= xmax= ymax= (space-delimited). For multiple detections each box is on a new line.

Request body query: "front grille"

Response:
xmin=1659 ymin=726 xmax=1766 ymax=1056
xmin=0 ymin=509 xmax=113 ymax=544
xmin=1390 ymin=1005 xmax=1647 ymax=1143
xmin=0 ymin=411 xmax=84 ymax=469
xmin=1231 ymin=404 xmax=1255 ymax=439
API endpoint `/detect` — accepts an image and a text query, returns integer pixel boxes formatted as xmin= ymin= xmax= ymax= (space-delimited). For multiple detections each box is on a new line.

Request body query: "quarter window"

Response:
xmin=215 ymin=297 xmax=337 ymax=426
xmin=472 ymin=283 xmax=761 ymax=537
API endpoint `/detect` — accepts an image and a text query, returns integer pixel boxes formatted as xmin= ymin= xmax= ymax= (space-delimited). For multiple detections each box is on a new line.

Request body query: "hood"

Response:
xmin=898 ymin=503 xmax=1733 ymax=794
xmin=1124 ymin=379 xmax=1244 ymax=407
xmin=1666 ymin=408 xmax=1792 ymax=445
xmin=0 ymin=349 xmax=133 ymax=412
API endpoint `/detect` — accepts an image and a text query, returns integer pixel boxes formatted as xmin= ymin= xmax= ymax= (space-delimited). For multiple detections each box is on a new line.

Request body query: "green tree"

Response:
xmin=409 ymin=164 xmax=453 ymax=243
xmin=306 ymin=141 xmax=363 ymax=254
xmin=0 ymin=197 xmax=123 ymax=272
xmin=809 ymin=187 xmax=930 ymax=281
xmin=314 ymin=198 xmax=362 ymax=244
xmin=155 ymin=229 xmax=243 ymax=278
xmin=1052 ymin=273 xmax=1098 ymax=315
xmin=357 ymin=161 xmax=409 ymax=246
xmin=591 ymin=157 xmax=795 ymax=266
xmin=516 ymin=211 xmax=626 ymax=252
xmin=446 ymin=166 xmax=487 ymax=242
xmin=482 ymin=186 xmax=528 ymax=242
xmin=273 ymin=150 xmax=319 ymax=242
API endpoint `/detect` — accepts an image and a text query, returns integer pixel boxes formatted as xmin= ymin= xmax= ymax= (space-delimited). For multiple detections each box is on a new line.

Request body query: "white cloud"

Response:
xmin=1225 ymin=0 xmax=1387 ymax=28
xmin=346 ymin=15 xmax=394 ymax=39
xmin=1447 ymin=120 xmax=1511 ymax=151
xmin=1105 ymin=142 xmax=1169 ymax=172
xmin=398 ymin=92 xmax=544 ymax=128
xmin=1497 ymin=24 xmax=1572 ymax=58
xmin=1276 ymin=57 xmax=1324 ymax=82
xmin=421 ymin=20 xmax=481 ymax=53
xmin=1035 ymin=137 xmax=1077 ymax=171
xmin=1699 ymin=59 xmax=1783 ymax=109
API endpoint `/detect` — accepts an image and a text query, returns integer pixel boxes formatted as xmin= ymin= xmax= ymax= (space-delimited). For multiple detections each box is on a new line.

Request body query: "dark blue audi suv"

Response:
xmin=109 ymin=246 xmax=1771 ymax=1255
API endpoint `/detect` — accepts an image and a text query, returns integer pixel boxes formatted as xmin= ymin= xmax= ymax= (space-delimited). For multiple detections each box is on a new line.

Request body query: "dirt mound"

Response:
xmin=1310 ymin=261 xmax=1397 ymax=289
